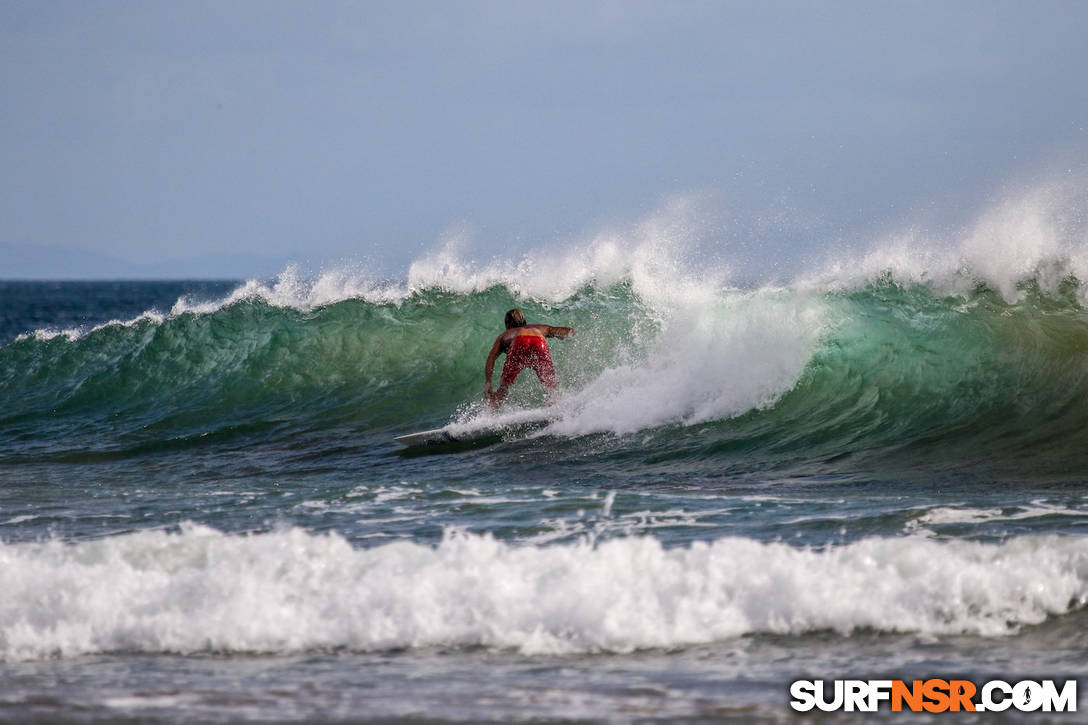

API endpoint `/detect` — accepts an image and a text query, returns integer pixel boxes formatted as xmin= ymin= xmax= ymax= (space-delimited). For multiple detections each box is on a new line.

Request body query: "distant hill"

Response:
xmin=0 ymin=242 xmax=136 ymax=279
xmin=0 ymin=242 xmax=295 ymax=280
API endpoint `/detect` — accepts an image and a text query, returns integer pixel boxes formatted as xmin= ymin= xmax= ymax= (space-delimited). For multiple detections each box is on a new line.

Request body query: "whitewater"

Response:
xmin=2 ymin=186 xmax=1088 ymax=722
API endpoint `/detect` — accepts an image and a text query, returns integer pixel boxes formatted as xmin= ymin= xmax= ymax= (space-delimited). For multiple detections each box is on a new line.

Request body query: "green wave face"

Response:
xmin=5 ymin=278 xmax=1088 ymax=478
xmin=733 ymin=280 xmax=1088 ymax=477
xmin=0 ymin=285 xmax=651 ymax=459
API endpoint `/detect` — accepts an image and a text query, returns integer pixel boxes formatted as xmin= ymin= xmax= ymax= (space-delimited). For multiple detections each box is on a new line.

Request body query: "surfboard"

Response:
xmin=394 ymin=415 xmax=553 ymax=449
xmin=394 ymin=426 xmax=480 ymax=447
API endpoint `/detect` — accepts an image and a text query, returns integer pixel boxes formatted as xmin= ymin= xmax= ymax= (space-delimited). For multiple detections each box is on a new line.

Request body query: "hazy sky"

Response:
xmin=2 ymin=1 xmax=1087 ymax=278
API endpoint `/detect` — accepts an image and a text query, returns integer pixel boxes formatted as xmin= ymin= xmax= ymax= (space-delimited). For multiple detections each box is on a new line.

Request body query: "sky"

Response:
xmin=2 ymin=0 xmax=1087 ymax=279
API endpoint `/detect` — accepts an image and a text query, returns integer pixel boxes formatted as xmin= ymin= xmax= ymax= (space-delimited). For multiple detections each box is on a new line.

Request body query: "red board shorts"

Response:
xmin=500 ymin=335 xmax=556 ymax=388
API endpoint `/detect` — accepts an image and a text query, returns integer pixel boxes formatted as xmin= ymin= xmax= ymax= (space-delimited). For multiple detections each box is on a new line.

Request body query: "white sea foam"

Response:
xmin=1 ymin=525 xmax=1085 ymax=661
xmin=406 ymin=195 xmax=725 ymax=307
xmin=13 ymin=200 xmax=719 ymax=341
xmin=807 ymin=179 xmax=1088 ymax=301
xmin=906 ymin=501 xmax=1088 ymax=532
xmin=545 ymin=287 xmax=827 ymax=435
xmin=19 ymin=179 xmax=1088 ymax=349
xmin=172 ymin=178 xmax=1088 ymax=312
xmin=169 ymin=264 xmax=408 ymax=316
xmin=14 ymin=311 xmax=166 ymax=343
xmin=1 ymin=515 xmax=40 ymax=526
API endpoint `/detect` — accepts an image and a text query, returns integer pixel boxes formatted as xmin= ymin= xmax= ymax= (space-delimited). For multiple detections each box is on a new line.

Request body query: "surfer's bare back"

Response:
xmin=484 ymin=309 xmax=573 ymax=409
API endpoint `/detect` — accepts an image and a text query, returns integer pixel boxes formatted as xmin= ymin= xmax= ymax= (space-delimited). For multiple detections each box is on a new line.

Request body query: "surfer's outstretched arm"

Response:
xmin=528 ymin=324 xmax=573 ymax=339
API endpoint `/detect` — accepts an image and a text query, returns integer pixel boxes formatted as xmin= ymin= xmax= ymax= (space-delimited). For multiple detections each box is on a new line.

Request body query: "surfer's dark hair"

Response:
xmin=504 ymin=309 xmax=526 ymax=328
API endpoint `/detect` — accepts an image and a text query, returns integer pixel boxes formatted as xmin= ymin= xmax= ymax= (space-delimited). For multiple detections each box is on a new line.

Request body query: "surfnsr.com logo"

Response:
xmin=790 ymin=679 xmax=1077 ymax=713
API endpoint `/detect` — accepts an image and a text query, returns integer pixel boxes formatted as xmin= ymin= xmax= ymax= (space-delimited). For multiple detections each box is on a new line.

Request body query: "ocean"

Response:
xmin=2 ymin=232 xmax=1088 ymax=722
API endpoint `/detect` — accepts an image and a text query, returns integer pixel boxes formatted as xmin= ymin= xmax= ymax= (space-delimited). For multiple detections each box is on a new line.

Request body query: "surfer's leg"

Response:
xmin=500 ymin=353 xmax=522 ymax=385
xmin=493 ymin=358 xmax=521 ymax=409
xmin=531 ymin=351 xmax=556 ymax=388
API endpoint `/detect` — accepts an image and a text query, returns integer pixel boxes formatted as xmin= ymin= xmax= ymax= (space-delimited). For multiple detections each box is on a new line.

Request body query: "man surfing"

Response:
xmin=484 ymin=309 xmax=573 ymax=409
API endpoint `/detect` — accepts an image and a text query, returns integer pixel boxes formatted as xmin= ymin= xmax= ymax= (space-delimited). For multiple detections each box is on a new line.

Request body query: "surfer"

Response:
xmin=484 ymin=309 xmax=573 ymax=409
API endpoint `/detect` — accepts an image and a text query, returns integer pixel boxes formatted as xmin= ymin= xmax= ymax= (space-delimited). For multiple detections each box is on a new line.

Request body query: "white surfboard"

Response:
xmin=394 ymin=414 xmax=554 ymax=448
xmin=394 ymin=426 xmax=477 ymax=447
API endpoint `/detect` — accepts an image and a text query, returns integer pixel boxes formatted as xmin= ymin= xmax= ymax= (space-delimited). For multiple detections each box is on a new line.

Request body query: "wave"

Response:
xmin=6 ymin=183 xmax=1088 ymax=474
xmin=4 ymin=278 xmax=1088 ymax=471
xmin=1 ymin=524 xmax=1084 ymax=661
